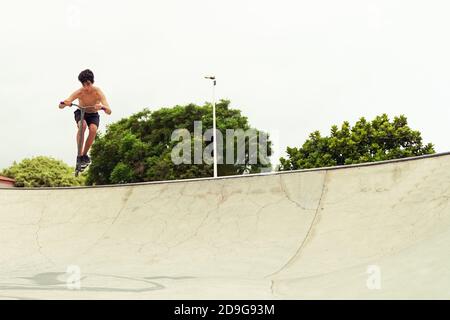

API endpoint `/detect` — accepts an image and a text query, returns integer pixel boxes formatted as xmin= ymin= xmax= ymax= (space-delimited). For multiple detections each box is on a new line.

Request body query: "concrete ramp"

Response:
xmin=0 ymin=153 xmax=449 ymax=299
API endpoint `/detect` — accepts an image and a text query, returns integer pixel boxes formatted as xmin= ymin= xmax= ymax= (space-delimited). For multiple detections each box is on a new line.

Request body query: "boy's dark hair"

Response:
xmin=78 ymin=69 xmax=94 ymax=84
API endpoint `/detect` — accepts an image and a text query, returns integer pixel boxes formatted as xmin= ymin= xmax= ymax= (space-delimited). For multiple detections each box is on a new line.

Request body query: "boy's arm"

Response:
xmin=96 ymin=88 xmax=112 ymax=115
xmin=59 ymin=90 xmax=80 ymax=109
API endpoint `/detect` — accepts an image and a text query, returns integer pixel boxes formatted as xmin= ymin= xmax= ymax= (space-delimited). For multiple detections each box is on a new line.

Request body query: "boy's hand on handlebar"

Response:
xmin=94 ymin=103 xmax=105 ymax=111
xmin=59 ymin=101 xmax=69 ymax=109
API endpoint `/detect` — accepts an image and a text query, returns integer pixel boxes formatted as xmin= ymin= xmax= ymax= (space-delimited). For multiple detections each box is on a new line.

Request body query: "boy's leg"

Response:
xmin=82 ymin=123 xmax=98 ymax=156
xmin=77 ymin=120 xmax=88 ymax=156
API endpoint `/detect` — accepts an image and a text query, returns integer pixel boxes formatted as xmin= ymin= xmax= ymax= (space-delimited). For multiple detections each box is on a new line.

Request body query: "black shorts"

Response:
xmin=74 ymin=110 xmax=100 ymax=128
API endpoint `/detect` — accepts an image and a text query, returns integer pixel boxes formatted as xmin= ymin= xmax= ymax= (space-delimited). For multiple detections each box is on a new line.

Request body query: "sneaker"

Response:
xmin=80 ymin=155 xmax=91 ymax=169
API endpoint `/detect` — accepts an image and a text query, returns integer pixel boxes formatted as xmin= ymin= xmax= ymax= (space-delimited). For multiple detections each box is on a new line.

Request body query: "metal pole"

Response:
xmin=78 ymin=108 xmax=85 ymax=157
xmin=212 ymin=79 xmax=217 ymax=178
xmin=205 ymin=76 xmax=218 ymax=178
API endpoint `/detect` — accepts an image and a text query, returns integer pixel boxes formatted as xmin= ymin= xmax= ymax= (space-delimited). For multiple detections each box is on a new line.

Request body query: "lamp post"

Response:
xmin=204 ymin=76 xmax=217 ymax=178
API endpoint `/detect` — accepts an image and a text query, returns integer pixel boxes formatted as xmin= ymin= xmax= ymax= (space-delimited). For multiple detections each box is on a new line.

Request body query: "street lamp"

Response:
xmin=204 ymin=75 xmax=218 ymax=178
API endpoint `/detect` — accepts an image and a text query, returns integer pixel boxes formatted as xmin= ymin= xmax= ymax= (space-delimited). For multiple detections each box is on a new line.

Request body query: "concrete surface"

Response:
xmin=0 ymin=153 xmax=449 ymax=299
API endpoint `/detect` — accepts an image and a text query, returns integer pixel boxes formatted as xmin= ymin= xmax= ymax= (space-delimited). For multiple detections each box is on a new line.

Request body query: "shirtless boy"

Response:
xmin=59 ymin=69 xmax=112 ymax=169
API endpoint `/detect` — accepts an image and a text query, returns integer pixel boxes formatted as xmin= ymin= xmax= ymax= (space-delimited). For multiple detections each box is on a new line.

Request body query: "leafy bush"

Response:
xmin=1 ymin=156 xmax=85 ymax=187
xmin=279 ymin=114 xmax=435 ymax=170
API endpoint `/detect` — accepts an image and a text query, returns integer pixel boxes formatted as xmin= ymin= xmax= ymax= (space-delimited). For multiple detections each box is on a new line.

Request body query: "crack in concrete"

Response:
xmin=279 ymin=175 xmax=311 ymax=211
xmin=270 ymin=279 xmax=276 ymax=297
xmin=167 ymin=184 xmax=226 ymax=250
xmin=34 ymin=194 xmax=55 ymax=266
xmin=80 ymin=187 xmax=134 ymax=256
xmin=264 ymin=171 xmax=328 ymax=279
xmin=111 ymin=188 xmax=134 ymax=226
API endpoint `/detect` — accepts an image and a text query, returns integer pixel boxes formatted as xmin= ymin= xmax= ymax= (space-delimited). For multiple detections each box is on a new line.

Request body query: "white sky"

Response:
xmin=1 ymin=0 xmax=449 ymax=170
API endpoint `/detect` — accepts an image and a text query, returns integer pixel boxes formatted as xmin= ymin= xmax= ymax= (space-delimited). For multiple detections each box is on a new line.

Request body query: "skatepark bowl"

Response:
xmin=0 ymin=152 xmax=450 ymax=300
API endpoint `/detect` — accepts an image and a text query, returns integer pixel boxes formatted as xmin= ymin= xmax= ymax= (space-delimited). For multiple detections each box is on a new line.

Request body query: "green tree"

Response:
xmin=86 ymin=100 xmax=272 ymax=185
xmin=1 ymin=156 xmax=85 ymax=187
xmin=279 ymin=114 xmax=435 ymax=171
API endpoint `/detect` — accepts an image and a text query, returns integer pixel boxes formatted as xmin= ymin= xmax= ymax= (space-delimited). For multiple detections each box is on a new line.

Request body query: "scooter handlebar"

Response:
xmin=60 ymin=102 xmax=105 ymax=111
